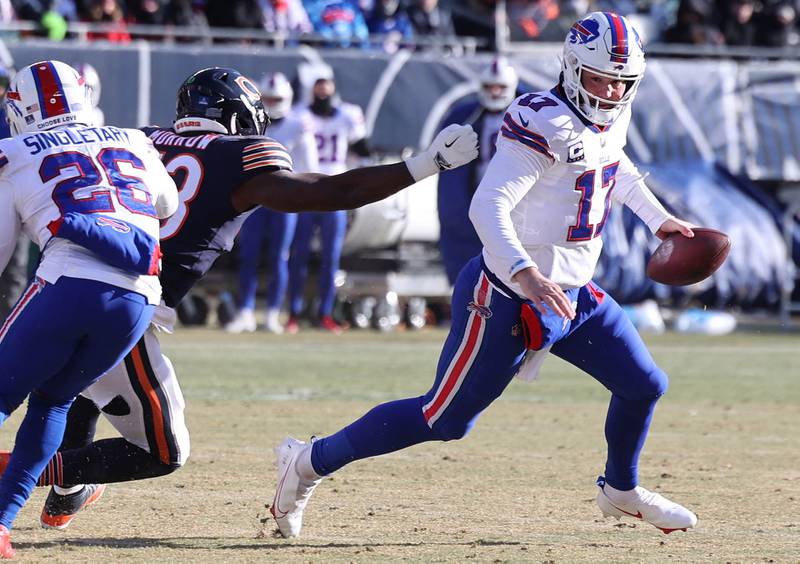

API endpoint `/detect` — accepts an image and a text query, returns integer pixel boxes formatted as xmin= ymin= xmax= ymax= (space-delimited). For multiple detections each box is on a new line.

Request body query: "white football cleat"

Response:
xmin=224 ymin=309 xmax=256 ymax=333
xmin=271 ymin=437 xmax=323 ymax=538
xmin=264 ymin=309 xmax=284 ymax=334
xmin=596 ymin=476 xmax=697 ymax=534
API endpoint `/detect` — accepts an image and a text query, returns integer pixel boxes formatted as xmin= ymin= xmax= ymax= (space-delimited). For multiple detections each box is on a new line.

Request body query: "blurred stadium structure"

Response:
xmin=1 ymin=2 xmax=799 ymax=328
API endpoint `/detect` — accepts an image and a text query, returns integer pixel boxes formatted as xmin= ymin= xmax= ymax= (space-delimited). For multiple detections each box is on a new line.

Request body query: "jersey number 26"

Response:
xmin=40 ymin=149 xmax=157 ymax=218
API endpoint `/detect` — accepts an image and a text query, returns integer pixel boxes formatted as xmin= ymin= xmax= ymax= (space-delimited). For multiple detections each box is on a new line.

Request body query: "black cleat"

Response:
xmin=40 ymin=484 xmax=106 ymax=530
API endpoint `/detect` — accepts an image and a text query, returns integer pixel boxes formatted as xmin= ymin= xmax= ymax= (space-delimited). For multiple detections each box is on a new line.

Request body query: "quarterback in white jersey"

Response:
xmin=475 ymin=89 xmax=670 ymax=296
xmin=0 ymin=60 xmax=177 ymax=558
xmin=270 ymin=12 xmax=700 ymax=541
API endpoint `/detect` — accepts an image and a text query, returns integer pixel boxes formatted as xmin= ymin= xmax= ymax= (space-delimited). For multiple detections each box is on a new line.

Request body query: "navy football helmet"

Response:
xmin=174 ymin=67 xmax=268 ymax=136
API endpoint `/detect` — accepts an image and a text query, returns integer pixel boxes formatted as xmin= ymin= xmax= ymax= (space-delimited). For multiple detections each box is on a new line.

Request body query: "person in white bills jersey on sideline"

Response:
xmin=286 ymin=65 xmax=370 ymax=334
xmin=0 ymin=60 xmax=178 ymax=558
xmin=226 ymin=71 xmax=320 ymax=334
xmin=270 ymin=11 xmax=701 ymax=539
xmin=77 ymin=63 xmax=105 ymax=127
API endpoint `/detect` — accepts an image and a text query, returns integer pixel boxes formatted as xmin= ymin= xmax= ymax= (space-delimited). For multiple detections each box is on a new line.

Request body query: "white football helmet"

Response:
xmin=77 ymin=63 xmax=101 ymax=108
xmin=6 ymin=60 xmax=95 ymax=135
xmin=561 ymin=11 xmax=646 ymax=125
xmin=259 ymin=72 xmax=293 ymax=120
xmin=478 ymin=57 xmax=519 ymax=112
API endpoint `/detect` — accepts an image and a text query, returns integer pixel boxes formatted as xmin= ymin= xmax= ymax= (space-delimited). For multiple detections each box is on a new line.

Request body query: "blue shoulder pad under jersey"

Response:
xmin=48 ymin=213 xmax=161 ymax=275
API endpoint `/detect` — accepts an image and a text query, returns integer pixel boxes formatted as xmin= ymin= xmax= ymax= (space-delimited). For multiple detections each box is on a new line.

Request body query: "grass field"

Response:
xmin=2 ymin=327 xmax=799 ymax=562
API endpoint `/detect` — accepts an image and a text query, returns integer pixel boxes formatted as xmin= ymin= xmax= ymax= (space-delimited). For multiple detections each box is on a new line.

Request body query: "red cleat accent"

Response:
xmin=0 ymin=452 xmax=9 ymax=478
xmin=659 ymin=527 xmax=688 ymax=535
xmin=0 ymin=525 xmax=15 ymax=559
xmin=319 ymin=315 xmax=342 ymax=335
xmin=285 ymin=316 xmax=299 ymax=335
xmin=40 ymin=484 xmax=106 ymax=530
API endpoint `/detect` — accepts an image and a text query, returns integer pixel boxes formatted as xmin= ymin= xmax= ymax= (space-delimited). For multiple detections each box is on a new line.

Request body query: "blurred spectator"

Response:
xmin=303 ymin=0 xmax=369 ymax=46
xmin=407 ymin=0 xmax=455 ymax=37
xmin=84 ymin=0 xmax=130 ymax=42
xmin=127 ymin=0 xmax=164 ymax=24
xmin=507 ymin=0 xmax=561 ymax=41
xmin=507 ymin=0 xmax=563 ymax=41
xmin=206 ymin=0 xmax=262 ymax=28
xmin=717 ymin=0 xmax=756 ymax=45
xmin=367 ymin=0 xmax=411 ymax=36
xmin=11 ymin=0 xmax=41 ymax=21
xmin=662 ymin=0 xmax=724 ymax=45
xmin=40 ymin=3 xmax=68 ymax=38
xmin=450 ymin=0 xmax=494 ymax=44
xmin=163 ymin=0 xmax=206 ymax=26
xmin=756 ymin=0 xmax=799 ymax=46
xmin=593 ymin=0 xmax=639 ymax=15
xmin=0 ymin=0 xmax=12 ymax=22
xmin=52 ymin=0 xmax=77 ymax=19
xmin=262 ymin=0 xmax=312 ymax=33
xmin=367 ymin=0 xmax=413 ymax=51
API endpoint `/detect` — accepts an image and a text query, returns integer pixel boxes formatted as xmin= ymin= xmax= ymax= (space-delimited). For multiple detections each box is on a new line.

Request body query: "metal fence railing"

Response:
xmin=0 ymin=21 xmax=485 ymax=54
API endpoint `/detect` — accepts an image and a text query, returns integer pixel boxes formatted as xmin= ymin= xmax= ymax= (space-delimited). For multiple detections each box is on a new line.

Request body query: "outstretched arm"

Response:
xmin=233 ymin=164 xmax=412 ymax=212
xmin=231 ymin=124 xmax=478 ymax=213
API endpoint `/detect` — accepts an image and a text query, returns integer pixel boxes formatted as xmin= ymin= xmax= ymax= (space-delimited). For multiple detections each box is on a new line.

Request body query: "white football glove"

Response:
xmin=405 ymin=124 xmax=479 ymax=182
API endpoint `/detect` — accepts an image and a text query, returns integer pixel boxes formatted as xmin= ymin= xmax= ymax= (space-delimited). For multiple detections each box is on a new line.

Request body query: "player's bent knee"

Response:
xmin=614 ymin=367 xmax=668 ymax=402
xmin=431 ymin=417 xmax=476 ymax=441
xmin=636 ymin=368 xmax=669 ymax=400
xmin=649 ymin=368 xmax=669 ymax=398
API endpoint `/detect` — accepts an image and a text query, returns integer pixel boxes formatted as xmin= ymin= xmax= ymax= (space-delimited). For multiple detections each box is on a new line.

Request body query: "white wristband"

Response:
xmin=404 ymin=152 xmax=439 ymax=182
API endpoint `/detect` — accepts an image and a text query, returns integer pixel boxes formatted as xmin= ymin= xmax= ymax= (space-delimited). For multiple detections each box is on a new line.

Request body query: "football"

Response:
xmin=646 ymin=228 xmax=731 ymax=286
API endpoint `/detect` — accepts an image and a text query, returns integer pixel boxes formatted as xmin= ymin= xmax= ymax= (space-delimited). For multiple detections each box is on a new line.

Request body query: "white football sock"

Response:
xmin=54 ymin=484 xmax=84 ymax=495
xmin=296 ymin=443 xmax=322 ymax=481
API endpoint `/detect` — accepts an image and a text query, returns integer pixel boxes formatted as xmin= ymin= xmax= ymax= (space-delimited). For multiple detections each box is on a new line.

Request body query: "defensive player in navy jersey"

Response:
xmin=4 ymin=66 xmax=477 ymax=529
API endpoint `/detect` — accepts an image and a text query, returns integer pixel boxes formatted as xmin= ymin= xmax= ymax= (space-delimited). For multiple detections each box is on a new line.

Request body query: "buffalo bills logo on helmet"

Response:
xmin=569 ymin=18 xmax=600 ymax=45
xmin=467 ymin=301 xmax=492 ymax=319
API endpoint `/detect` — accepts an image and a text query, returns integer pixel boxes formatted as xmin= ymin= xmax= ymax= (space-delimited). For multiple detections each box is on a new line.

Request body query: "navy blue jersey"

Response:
xmin=141 ymin=127 xmax=293 ymax=307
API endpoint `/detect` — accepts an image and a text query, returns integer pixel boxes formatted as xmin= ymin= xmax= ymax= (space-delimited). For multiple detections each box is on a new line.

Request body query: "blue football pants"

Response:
xmin=0 ymin=276 xmax=154 ymax=529
xmin=288 ymin=210 xmax=346 ymax=318
xmin=312 ymin=255 xmax=667 ymax=491
xmin=236 ymin=207 xmax=298 ymax=311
